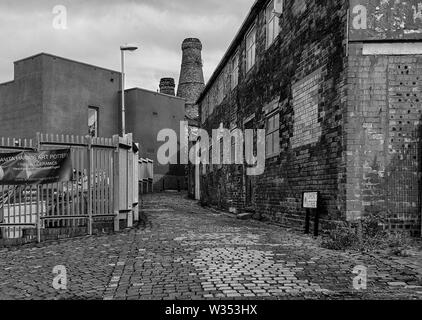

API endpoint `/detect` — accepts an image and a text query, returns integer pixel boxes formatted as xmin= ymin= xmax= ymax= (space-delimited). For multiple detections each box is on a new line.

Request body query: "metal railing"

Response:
xmin=0 ymin=133 xmax=142 ymax=243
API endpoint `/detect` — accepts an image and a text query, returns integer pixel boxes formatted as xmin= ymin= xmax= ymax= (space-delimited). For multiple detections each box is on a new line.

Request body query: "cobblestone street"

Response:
xmin=0 ymin=193 xmax=421 ymax=300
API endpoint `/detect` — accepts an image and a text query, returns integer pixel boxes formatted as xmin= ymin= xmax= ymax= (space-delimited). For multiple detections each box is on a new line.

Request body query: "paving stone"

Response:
xmin=0 ymin=193 xmax=421 ymax=300
xmin=388 ymin=282 xmax=407 ymax=287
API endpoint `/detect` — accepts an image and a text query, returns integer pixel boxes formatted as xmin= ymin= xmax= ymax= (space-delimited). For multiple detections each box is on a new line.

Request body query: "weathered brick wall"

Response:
xmin=200 ymin=0 xmax=349 ymax=231
xmin=347 ymin=43 xmax=422 ymax=236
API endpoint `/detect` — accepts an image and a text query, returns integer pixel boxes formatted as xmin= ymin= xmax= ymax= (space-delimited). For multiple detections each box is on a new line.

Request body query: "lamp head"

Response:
xmin=120 ymin=44 xmax=139 ymax=51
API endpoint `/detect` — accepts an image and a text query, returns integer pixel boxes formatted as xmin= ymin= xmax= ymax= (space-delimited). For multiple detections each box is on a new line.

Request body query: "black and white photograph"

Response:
xmin=0 ymin=0 xmax=421 ymax=314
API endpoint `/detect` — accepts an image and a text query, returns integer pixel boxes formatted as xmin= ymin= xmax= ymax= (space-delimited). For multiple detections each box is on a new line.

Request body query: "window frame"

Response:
xmin=245 ymin=24 xmax=256 ymax=73
xmin=218 ymin=74 xmax=224 ymax=104
xmin=88 ymin=106 xmax=99 ymax=138
xmin=265 ymin=111 xmax=280 ymax=158
xmin=266 ymin=0 xmax=281 ymax=49
xmin=231 ymin=50 xmax=239 ymax=89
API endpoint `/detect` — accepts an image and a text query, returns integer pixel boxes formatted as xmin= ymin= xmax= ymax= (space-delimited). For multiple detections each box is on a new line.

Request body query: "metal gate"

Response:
xmin=0 ymin=133 xmax=139 ymax=243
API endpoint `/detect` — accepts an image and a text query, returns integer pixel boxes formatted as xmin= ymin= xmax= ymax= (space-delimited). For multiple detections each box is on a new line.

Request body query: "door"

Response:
xmin=244 ymin=119 xmax=256 ymax=207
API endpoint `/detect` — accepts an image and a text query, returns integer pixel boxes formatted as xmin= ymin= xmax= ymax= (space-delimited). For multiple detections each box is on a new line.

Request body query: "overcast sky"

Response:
xmin=0 ymin=0 xmax=255 ymax=91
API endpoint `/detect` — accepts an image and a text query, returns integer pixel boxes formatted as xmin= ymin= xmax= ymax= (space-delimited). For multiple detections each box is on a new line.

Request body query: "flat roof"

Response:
xmin=14 ymin=52 xmax=121 ymax=75
xmin=125 ymin=87 xmax=186 ymax=102
xmin=196 ymin=0 xmax=264 ymax=104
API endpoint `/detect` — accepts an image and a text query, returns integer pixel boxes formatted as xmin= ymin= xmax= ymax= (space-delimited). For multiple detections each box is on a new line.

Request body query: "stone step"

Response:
xmin=237 ymin=212 xmax=254 ymax=220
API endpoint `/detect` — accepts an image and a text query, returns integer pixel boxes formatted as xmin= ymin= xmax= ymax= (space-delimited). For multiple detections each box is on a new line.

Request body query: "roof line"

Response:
xmin=14 ymin=53 xmax=121 ymax=74
xmin=196 ymin=0 xmax=264 ymax=104
xmin=125 ymin=87 xmax=187 ymax=101
xmin=0 ymin=80 xmax=14 ymax=86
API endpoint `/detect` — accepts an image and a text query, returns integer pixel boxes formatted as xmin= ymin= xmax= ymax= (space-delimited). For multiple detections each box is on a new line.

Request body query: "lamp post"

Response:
xmin=120 ymin=44 xmax=139 ymax=136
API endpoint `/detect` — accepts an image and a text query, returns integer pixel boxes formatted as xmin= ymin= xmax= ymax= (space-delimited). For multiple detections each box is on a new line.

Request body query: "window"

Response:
xmin=231 ymin=51 xmax=239 ymax=89
xmin=218 ymin=75 xmax=224 ymax=104
xmin=211 ymin=87 xmax=217 ymax=113
xmin=88 ymin=107 xmax=99 ymax=137
xmin=205 ymin=94 xmax=210 ymax=122
xmin=246 ymin=26 xmax=256 ymax=72
xmin=266 ymin=112 xmax=280 ymax=158
xmin=266 ymin=0 xmax=281 ymax=48
xmin=201 ymin=99 xmax=208 ymax=124
xmin=224 ymin=66 xmax=230 ymax=95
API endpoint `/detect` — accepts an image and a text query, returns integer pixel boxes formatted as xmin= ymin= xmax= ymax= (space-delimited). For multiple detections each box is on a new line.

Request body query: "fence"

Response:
xmin=139 ymin=158 xmax=154 ymax=194
xmin=0 ymin=133 xmax=152 ymax=243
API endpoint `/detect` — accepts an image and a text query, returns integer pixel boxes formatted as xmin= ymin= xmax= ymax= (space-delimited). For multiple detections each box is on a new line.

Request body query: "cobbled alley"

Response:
xmin=0 ymin=193 xmax=421 ymax=300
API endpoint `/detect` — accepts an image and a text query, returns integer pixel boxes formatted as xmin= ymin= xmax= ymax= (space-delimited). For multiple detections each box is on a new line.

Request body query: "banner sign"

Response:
xmin=0 ymin=149 xmax=72 ymax=185
xmin=349 ymin=0 xmax=422 ymax=41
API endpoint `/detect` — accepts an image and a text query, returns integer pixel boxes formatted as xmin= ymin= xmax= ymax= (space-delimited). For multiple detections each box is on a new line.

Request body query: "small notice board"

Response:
xmin=302 ymin=192 xmax=319 ymax=209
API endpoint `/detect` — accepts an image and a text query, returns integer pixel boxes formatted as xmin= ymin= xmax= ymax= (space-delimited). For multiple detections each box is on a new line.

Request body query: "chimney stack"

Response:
xmin=177 ymin=38 xmax=205 ymax=120
xmin=159 ymin=78 xmax=176 ymax=96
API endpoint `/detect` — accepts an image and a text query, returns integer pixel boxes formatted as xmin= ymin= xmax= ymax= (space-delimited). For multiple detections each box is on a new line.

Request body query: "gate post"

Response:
xmin=126 ymin=133 xmax=134 ymax=229
xmin=112 ymin=135 xmax=120 ymax=232
xmin=35 ymin=133 xmax=41 ymax=243
xmin=133 ymin=143 xmax=140 ymax=223
xmin=36 ymin=184 xmax=41 ymax=243
xmin=87 ymin=136 xmax=93 ymax=235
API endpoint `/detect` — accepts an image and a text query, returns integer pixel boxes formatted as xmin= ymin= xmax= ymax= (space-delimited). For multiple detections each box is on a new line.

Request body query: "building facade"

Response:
xmin=0 ymin=53 xmax=120 ymax=139
xmin=125 ymin=87 xmax=186 ymax=191
xmin=0 ymin=53 xmax=187 ymax=191
xmin=197 ymin=0 xmax=422 ymax=236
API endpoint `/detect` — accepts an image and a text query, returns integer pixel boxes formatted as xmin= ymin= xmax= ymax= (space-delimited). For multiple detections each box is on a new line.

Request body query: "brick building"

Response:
xmin=0 ymin=53 xmax=187 ymax=191
xmin=197 ymin=0 xmax=422 ymax=236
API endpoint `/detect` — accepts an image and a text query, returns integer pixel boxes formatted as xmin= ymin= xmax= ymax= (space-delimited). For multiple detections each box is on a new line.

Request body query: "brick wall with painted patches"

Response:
xmin=199 ymin=0 xmax=349 ymax=231
xmin=198 ymin=0 xmax=422 ymax=236
xmin=347 ymin=43 xmax=422 ymax=236
xmin=291 ymin=69 xmax=323 ymax=149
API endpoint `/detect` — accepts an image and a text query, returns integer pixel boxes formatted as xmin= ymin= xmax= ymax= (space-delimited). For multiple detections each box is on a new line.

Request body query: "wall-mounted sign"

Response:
xmin=303 ymin=192 xmax=319 ymax=209
xmin=349 ymin=0 xmax=422 ymax=41
xmin=0 ymin=149 xmax=72 ymax=185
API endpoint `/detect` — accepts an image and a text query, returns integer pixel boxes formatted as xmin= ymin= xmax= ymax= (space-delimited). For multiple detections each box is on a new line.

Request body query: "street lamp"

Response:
xmin=120 ymin=44 xmax=139 ymax=136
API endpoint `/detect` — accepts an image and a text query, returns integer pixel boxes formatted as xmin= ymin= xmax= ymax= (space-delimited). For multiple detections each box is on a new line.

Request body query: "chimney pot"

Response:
xmin=159 ymin=77 xmax=176 ymax=96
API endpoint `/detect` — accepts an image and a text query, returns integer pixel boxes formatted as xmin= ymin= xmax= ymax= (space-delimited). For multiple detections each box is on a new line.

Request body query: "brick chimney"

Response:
xmin=177 ymin=38 xmax=205 ymax=120
xmin=159 ymin=78 xmax=176 ymax=96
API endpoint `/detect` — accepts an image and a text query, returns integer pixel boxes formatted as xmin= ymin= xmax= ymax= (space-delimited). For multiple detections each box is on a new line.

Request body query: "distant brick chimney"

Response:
xmin=177 ymin=38 xmax=205 ymax=120
xmin=159 ymin=78 xmax=176 ymax=96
